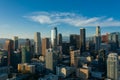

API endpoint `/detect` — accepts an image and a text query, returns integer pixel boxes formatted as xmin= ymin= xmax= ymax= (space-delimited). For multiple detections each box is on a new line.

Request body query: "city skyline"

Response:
xmin=1 ymin=0 xmax=120 ymax=38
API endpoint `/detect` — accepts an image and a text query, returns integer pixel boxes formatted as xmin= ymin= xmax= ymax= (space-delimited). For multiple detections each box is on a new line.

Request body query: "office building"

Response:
xmin=95 ymin=26 xmax=101 ymax=51
xmin=80 ymin=28 xmax=86 ymax=53
xmin=51 ymin=27 xmax=57 ymax=48
xmin=13 ymin=36 xmax=18 ymax=50
xmin=76 ymin=68 xmax=89 ymax=79
xmin=101 ymin=33 xmax=109 ymax=43
xmin=58 ymin=33 xmax=62 ymax=46
xmin=108 ymin=32 xmax=119 ymax=50
xmin=42 ymin=38 xmax=50 ymax=56
xmin=45 ymin=48 xmax=57 ymax=73
xmin=34 ymin=32 xmax=41 ymax=56
xmin=70 ymin=50 xmax=80 ymax=67
xmin=5 ymin=39 xmax=14 ymax=66
xmin=56 ymin=66 xmax=75 ymax=78
xmin=70 ymin=34 xmax=80 ymax=49
xmin=21 ymin=46 xmax=31 ymax=63
xmin=62 ymin=42 xmax=70 ymax=55
xmin=107 ymin=53 xmax=118 ymax=80
xmin=18 ymin=63 xmax=35 ymax=74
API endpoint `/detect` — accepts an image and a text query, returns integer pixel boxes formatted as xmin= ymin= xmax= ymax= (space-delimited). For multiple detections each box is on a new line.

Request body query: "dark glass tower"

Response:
xmin=80 ymin=28 xmax=86 ymax=53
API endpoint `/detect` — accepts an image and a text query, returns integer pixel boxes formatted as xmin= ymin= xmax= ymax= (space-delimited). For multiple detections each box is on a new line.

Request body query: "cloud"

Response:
xmin=26 ymin=11 xmax=120 ymax=27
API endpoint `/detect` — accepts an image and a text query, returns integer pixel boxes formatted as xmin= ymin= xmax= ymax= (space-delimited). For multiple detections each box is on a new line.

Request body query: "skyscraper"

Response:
xmin=107 ymin=53 xmax=118 ymax=80
xmin=5 ymin=39 xmax=14 ymax=66
xmin=80 ymin=28 xmax=86 ymax=53
xmin=45 ymin=48 xmax=57 ymax=73
xmin=34 ymin=32 xmax=41 ymax=56
xmin=70 ymin=34 xmax=80 ymax=50
xmin=42 ymin=38 xmax=50 ymax=56
xmin=95 ymin=26 xmax=101 ymax=51
xmin=58 ymin=33 xmax=62 ymax=46
xmin=21 ymin=46 xmax=31 ymax=63
xmin=108 ymin=32 xmax=119 ymax=50
xmin=51 ymin=27 xmax=57 ymax=48
xmin=13 ymin=36 xmax=18 ymax=50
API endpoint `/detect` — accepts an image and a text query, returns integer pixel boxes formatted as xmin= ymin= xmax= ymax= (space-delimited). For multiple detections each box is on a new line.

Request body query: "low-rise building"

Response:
xmin=18 ymin=63 xmax=35 ymax=74
xmin=76 ymin=67 xmax=89 ymax=79
xmin=56 ymin=66 xmax=75 ymax=78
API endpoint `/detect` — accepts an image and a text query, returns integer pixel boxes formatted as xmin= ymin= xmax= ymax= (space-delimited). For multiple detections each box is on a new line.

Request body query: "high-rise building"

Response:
xmin=58 ymin=33 xmax=62 ymax=46
xmin=70 ymin=50 xmax=80 ymax=67
xmin=101 ymin=33 xmax=109 ymax=43
xmin=21 ymin=46 xmax=31 ymax=63
xmin=51 ymin=27 xmax=57 ymax=48
xmin=108 ymin=32 xmax=119 ymax=49
xmin=107 ymin=53 xmax=118 ymax=80
xmin=13 ymin=36 xmax=18 ymax=50
xmin=34 ymin=32 xmax=41 ymax=56
xmin=25 ymin=39 xmax=31 ymax=52
xmin=5 ymin=39 xmax=14 ymax=66
xmin=70 ymin=34 xmax=80 ymax=50
xmin=95 ymin=26 xmax=101 ymax=51
xmin=45 ymin=48 xmax=57 ymax=73
xmin=80 ymin=28 xmax=86 ymax=53
xmin=62 ymin=42 xmax=70 ymax=55
xmin=42 ymin=38 xmax=50 ymax=56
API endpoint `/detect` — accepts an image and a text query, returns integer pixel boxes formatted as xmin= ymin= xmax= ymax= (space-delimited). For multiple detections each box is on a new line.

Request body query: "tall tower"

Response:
xmin=95 ymin=26 xmax=101 ymax=51
xmin=58 ymin=33 xmax=62 ymax=46
xmin=5 ymin=39 xmax=14 ymax=66
xmin=107 ymin=53 xmax=118 ymax=80
xmin=80 ymin=28 xmax=86 ymax=53
xmin=21 ymin=45 xmax=31 ymax=63
xmin=42 ymin=38 xmax=50 ymax=56
xmin=34 ymin=32 xmax=41 ymax=56
xmin=51 ymin=27 xmax=57 ymax=48
xmin=13 ymin=36 xmax=18 ymax=50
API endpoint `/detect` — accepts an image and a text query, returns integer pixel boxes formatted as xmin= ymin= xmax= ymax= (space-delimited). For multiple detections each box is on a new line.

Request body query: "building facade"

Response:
xmin=34 ymin=32 xmax=41 ymax=56
xmin=80 ymin=28 xmax=86 ymax=53
xmin=107 ymin=53 xmax=118 ymax=80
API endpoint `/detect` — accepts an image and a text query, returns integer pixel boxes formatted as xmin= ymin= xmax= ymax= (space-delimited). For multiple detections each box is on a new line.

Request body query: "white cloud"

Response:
xmin=26 ymin=11 xmax=120 ymax=27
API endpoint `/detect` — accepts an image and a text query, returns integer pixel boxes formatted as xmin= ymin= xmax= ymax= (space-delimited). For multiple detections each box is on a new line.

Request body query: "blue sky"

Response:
xmin=0 ymin=0 xmax=120 ymax=38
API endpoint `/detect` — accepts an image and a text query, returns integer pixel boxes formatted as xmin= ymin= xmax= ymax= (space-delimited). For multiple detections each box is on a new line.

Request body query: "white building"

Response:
xmin=107 ymin=53 xmax=118 ymax=80
xmin=51 ymin=27 xmax=57 ymax=48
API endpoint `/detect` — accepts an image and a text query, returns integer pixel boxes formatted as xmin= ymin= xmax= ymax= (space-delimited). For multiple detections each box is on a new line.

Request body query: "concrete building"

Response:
xmin=70 ymin=50 xmax=80 ymax=67
xmin=34 ymin=32 xmax=41 ymax=56
xmin=107 ymin=53 xmax=118 ymax=80
xmin=95 ymin=26 xmax=101 ymax=51
xmin=42 ymin=38 xmax=49 ymax=56
xmin=56 ymin=66 xmax=75 ymax=78
xmin=76 ymin=68 xmax=89 ymax=79
xmin=45 ymin=48 xmax=57 ymax=73
xmin=18 ymin=63 xmax=35 ymax=74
